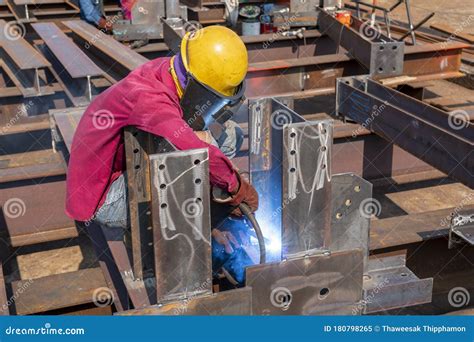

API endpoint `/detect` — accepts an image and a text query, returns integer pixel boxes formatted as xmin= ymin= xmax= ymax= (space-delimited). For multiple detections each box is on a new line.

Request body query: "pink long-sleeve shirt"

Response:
xmin=65 ymin=57 xmax=238 ymax=222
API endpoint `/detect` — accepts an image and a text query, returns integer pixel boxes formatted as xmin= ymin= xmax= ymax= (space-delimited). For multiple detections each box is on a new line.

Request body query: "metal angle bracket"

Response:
xmin=449 ymin=210 xmax=474 ymax=249
xmin=149 ymin=147 xmax=213 ymax=303
xmin=246 ymin=249 xmax=364 ymax=315
xmin=282 ymin=119 xmax=333 ymax=258
xmin=329 ymin=173 xmax=372 ymax=272
xmin=118 ymin=287 xmax=252 ymax=315
xmin=361 ymin=255 xmax=433 ymax=314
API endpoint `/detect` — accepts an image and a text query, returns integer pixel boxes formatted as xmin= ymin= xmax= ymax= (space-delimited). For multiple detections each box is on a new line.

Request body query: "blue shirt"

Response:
xmin=79 ymin=0 xmax=102 ymax=25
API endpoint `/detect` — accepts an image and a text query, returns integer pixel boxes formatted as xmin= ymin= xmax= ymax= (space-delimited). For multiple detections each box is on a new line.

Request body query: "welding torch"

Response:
xmin=212 ymin=187 xmax=266 ymax=265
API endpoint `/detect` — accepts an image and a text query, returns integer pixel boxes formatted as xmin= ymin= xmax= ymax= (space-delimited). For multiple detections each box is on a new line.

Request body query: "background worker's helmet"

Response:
xmin=181 ymin=25 xmax=248 ymax=97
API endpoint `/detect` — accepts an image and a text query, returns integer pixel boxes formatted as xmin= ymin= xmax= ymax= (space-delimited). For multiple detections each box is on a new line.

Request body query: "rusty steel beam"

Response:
xmin=246 ymin=41 xmax=468 ymax=99
xmin=336 ymin=77 xmax=473 ymax=188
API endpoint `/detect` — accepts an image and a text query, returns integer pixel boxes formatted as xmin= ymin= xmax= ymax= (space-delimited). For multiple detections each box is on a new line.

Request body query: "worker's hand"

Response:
xmin=98 ymin=18 xmax=113 ymax=33
xmin=228 ymin=172 xmax=259 ymax=217
xmin=212 ymin=228 xmax=240 ymax=254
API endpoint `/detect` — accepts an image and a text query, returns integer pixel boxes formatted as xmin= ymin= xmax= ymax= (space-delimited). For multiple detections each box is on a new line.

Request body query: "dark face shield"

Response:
xmin=180 ymin=73 xmax=245 ymax=131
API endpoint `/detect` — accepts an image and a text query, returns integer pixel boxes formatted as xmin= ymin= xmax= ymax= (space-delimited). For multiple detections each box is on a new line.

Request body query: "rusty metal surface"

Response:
xmin=0 ymin=20 xmax=50 ymax=69
xmin=32 ymin=22 xmax=103 ymax=78
xmin=62 ymin=20 xmax=148 ymax=72
xmin=246 ymin=249 xmax=364 ymax=315
xmin=336 ymin=77 xmax=473 ymax=188
xmin=50 ymin=107 xmax=85 ymax=152
xmin=10 ymin=268 xmax=108 ymax=315
xmin=370 ymin=205 xmax=474 ymax=251
xmin=0 ymin=180 xmax=76 ymax=247
xmin=0 ymin=149 xmax=66 ymax=183
xmin=118 ymin=287 xmax=252 ymax=315
xmin=123 ymin=128 xmax=154 ymax=280
xmin=0 ymin=263 xmax=8 ymax=315
xmin=150 ymin=148 xmax=212 ymax=302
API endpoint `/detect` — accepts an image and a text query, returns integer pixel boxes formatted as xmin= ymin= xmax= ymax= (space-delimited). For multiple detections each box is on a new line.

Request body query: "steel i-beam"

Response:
xmin=318 ymin=8 xmax=405 ymax=78
xmin=336 ymin=76 xmax=474 ymax=188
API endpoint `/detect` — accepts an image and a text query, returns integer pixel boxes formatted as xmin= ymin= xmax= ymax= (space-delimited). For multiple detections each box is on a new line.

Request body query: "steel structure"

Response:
xmin=111 ymin=99 xmax=433 ymax=315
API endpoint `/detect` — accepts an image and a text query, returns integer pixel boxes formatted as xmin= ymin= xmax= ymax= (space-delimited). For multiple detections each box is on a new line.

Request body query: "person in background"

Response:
xmin=79 ymin=0 xmax=113 ymax=32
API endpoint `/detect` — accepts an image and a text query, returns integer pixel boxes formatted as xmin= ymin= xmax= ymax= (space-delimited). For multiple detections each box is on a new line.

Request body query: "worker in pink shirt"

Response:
xmin=66 ymin=26 xmax=258 ymax=245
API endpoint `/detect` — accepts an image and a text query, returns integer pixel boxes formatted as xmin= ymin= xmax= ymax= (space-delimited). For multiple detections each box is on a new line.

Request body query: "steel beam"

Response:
xmin=336 ymin=76 xmax=474 ymax=188
xmin=318 ymin=8 xmax=405 ymax=78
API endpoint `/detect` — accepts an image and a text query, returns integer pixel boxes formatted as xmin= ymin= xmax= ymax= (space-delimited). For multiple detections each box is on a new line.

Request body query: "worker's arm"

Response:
xmin=79 ymin=0 xmax=102 ymax=25
xmin=128 ymin=92 xmax=239 ymax=193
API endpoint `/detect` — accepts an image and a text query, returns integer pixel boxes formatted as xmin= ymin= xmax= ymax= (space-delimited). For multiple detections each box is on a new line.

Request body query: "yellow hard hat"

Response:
xmin=181 ymin=26 xmax=248 ymax=97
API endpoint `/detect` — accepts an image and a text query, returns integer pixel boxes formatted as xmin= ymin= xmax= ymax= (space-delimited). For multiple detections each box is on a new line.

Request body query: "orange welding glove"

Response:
xmin=228 ymin=172 xmax=259 ymax=217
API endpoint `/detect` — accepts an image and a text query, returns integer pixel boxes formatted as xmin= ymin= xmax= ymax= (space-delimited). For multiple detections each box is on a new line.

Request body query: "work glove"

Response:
xmin=228 ymin=172 xmax=259 ymax=217
xmin=98 ymin=18 xmax=113 ymax=33
xmin=212 ymin=228 xmax=240 ymax=254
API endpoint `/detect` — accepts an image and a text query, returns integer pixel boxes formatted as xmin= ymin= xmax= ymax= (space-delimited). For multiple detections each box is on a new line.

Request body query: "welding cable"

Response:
xmin=239 ymin=203 xmax=266 ymax=264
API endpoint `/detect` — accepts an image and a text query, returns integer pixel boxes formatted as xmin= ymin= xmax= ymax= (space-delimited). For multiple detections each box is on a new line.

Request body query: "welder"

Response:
xmin=65 ymin=26 xmax=258 ymax=264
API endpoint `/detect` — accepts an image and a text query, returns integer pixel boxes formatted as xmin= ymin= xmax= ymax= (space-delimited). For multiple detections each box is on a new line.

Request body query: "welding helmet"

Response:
xmin=179 ymin=26 xmax=248 ymax=131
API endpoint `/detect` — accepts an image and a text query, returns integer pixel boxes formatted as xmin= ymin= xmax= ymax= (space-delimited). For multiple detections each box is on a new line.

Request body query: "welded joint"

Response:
xmin=249 ymin=100 xmax=265 ymax=155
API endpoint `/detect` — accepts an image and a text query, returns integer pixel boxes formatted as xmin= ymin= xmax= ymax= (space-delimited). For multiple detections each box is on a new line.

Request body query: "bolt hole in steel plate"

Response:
xmin=246 ymin=249 xmax=363 ymax=315
xmin=329 ymin=173 xmax=372 ymax=271
xmin=150 ymin=148 xmax=212 ymax=302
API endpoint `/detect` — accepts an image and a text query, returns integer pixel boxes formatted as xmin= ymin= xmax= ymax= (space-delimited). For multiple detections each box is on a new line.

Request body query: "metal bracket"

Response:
xmin=150 ymin=148 xmax=213 ymax=303
xmin=361 ymin=255 xmax=433 ymax=314
xmin=329 ymin=173 xmax=372 ymax=272
xmin=449 ymin=210 xmax=474 ymax=249
xmin=318 ymin=8 xmax=405 ymax=78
